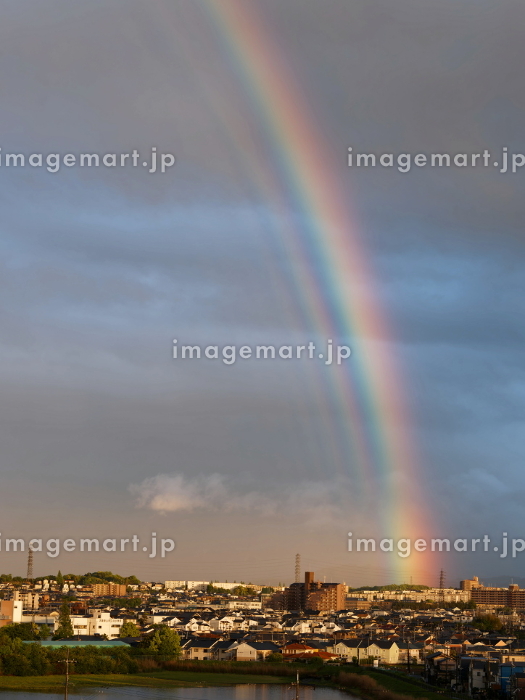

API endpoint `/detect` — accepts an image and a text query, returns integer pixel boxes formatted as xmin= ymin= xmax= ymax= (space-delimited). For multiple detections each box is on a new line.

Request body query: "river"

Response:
xmin=0 ymin=685 xmax=354 ymax=700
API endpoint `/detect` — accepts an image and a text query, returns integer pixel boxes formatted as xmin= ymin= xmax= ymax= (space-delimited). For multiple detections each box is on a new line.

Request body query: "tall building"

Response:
xmin=92 ymin=583 xmax=127 ymax=597
xmin=275 ymin=572 xmax=345 ymax=613
xmin=460 ymin=576 xmax=482 ymax=591
xmin=462 ymin=577 xmax=525 ymax=608
xmin=471 ymin=583 xmax=525 ymax=608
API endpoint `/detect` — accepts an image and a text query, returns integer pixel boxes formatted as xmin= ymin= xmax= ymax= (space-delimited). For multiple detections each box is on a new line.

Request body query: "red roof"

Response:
xmin=283 ymin=643 xmax=315 ymax=651
xmin=290 ymin=651 xmax=339 ymax=661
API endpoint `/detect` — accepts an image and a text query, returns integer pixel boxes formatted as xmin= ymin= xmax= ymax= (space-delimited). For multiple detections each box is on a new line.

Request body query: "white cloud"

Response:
xmin=130 ymin=472 xmax=361 ymax=527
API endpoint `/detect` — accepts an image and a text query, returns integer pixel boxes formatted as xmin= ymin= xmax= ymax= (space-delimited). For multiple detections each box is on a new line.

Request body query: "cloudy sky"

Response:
xmin=0 ymin=0 xmax=524 ymax=586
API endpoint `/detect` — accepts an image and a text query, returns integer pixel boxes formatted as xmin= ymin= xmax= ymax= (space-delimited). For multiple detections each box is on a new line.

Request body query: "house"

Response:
xmin=397 ymin=641 xmax=424 ymax=664
xmin=282 ymin=642 xmax=316 ymax=657
xmin=234 ymin=642 xmax=259 ymax=661
xmin=233 ymin=641 xmax=281 ymax=661
xmin=458 ymin=656 xmax=499 ymax=695
xmin=212 ymin=639 xmax=239 ymax=660
xmin=499 ymin=662 xmax=525 ymax=697
xmin=327 ymin=639 xmax=365 ymax=661
xmin=372 ymin=641 xmax=400 ymax=665
xmin=183 ymin=638 xmax=217 ymax=660
xmin=290 ymin=651 xmax=339 ymax=663
xmin=425 ymin=652 xmax=457 ymax=686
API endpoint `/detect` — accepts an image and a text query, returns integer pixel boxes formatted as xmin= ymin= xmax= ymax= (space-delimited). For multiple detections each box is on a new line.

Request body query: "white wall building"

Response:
xmin=70 ymin=610 xmax=124 ymax=638
xmin=346 ymin=588 xmax=470 ymax=603
xmin=164 ymin=580 xmax=209 ymax=591
xmin=227 ymin=600 xmax=262 ymax=610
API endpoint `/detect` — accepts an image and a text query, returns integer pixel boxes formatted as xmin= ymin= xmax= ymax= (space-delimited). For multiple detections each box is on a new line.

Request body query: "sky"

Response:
xmin=0 ymin=0 xmax=524 ymax=587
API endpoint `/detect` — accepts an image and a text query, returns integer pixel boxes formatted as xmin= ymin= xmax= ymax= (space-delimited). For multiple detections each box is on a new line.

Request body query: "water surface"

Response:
xmin=0 ymin=685 xmax=353 ymax=700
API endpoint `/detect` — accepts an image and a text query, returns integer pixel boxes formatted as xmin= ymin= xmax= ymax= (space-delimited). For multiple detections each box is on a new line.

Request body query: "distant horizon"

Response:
xmin=3 ymin=566 xmax=524 ymax=592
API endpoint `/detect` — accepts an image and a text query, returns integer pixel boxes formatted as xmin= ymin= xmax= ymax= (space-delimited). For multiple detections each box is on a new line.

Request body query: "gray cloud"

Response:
xmin=131 ymin=472 xmax=365 ymax=529
xmin=0 ymin=0 xmax=523 ymax=583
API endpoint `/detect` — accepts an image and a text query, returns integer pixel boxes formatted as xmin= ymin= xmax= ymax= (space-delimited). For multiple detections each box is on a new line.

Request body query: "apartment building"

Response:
xmin=70 ymin=610 xmax=124 ymax=638
xmin=92 ymin=584 xmax=127 ymax=597
xmin=277 ymin=572 xmax=346 ymax=612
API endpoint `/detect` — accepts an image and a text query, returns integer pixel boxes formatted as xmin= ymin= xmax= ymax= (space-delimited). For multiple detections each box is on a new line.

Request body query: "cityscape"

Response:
xmin=0 ymin=551 xmax=525 ymax=696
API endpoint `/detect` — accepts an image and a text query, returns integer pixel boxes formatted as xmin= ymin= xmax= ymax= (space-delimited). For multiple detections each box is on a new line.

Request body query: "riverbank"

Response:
xmin=359 ymin=670 xmax=455 ymax=700
xmin=0 ymin=671 xmax=293 ymax=692
xmin=0 ymin=666 xmax=456 ymax=700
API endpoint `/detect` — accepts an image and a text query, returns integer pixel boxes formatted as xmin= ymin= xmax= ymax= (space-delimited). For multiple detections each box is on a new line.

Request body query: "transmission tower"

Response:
xmin=27 ymin=547 xmax=34 ymax=581
xmin=295 ymin=553 xmax=301 ymax=583
xmin=439 ymin=569 xmax=445 ymax=589
xmin=439 ymin=569 xmax=446 ymax=604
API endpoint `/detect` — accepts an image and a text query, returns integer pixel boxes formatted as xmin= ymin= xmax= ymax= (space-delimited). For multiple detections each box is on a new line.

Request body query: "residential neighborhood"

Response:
xmin=1 ymin=568 xmax=525 ymax=696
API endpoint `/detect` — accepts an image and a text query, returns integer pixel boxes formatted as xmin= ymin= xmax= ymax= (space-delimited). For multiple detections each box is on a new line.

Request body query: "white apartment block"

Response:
xmin=347 ymin=588 xmax=471 ymax=603
xmin=70 ymin=610 xmax=124 ymax=638
xmin=164 ymin=581 xmax=209 ymax=591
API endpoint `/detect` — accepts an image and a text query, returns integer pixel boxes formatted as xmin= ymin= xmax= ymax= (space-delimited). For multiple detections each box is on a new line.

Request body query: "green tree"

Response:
xmin=0 ymin=623 xmax=41 ymax=642
xmin=119 ymin=621 xmax=140 ymax=637
xmin=473 ymin=613 xmax=503 ymax=632
xmin=53 ymin=600 xmax=73 ymax=639
xmin=232 ymin=585 xmax=256 ymax=597
xmin=25 ymin=642 xmax=50 ymax=675
xmin=39 ymin=625 xmax=53 ymax=640
xmin=147 ymin=626 xmax=181 ymax=657
xmin=56 ymin=570 xmax=64 ymax=588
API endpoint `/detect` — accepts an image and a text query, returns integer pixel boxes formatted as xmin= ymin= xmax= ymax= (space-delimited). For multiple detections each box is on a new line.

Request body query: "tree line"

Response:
xmin=0 ymin=621 xmax=182 ymax=676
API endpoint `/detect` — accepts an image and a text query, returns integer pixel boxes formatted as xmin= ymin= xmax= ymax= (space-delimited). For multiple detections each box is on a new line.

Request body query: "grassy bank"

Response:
xmin=363 ymin=670 xmax=454 ymax=700
xmin=0 ymin=664 xmax=457 ymax=700
xmin=0 ymin=671 xmax=293 ymax=692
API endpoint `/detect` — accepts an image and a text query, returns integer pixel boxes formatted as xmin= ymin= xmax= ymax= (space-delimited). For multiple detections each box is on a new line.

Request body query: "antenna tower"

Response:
xmin=27 ymin=547 xmax=34 ymax=581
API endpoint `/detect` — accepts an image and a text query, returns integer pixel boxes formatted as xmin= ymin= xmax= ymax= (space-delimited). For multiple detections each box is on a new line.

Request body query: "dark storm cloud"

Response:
xmin=0 ymin=0 xmax=523 ymax=581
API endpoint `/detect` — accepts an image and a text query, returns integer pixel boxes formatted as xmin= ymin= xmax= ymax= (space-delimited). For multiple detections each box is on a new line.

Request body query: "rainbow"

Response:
xmin=162 ymin=0 xmax=437 ymax=582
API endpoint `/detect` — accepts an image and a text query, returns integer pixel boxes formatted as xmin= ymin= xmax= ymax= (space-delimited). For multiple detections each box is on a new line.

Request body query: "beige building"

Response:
xmin=0 ymin=599 xmax=23 ymax=627
xmin=277 ymin=572 xmax=346 ymax=612
xmin=92 ymin=583 xmax=127 ymax=597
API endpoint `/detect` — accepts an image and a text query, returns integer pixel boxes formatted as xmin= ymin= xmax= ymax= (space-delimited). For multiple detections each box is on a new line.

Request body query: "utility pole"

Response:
xmin=58 ymin=649 xmax=76 ymax=700
xmin=294 ymin=670 xmax=300 ymax=700
xmin=403 ymin=626 xmax=411 ymax=675
xmin=295 ymin=554 xmax=301 ymax=584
